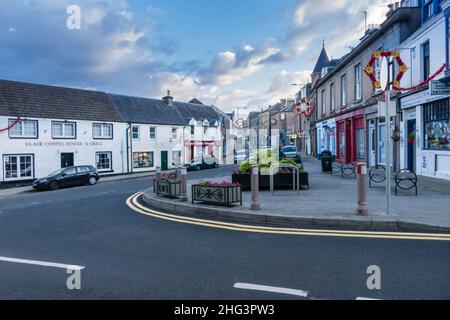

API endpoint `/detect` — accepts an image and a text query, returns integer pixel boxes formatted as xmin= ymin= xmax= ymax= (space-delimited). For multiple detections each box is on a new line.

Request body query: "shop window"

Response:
xmin=423 ymin=99 xmax=450 ymax=150
xmin=339 ymin=131 xmax=346 ymax=158
xmin=96 ymin=152 xmax=112 ymax=171
xmin=356 ymin=128 xmax=365 ymax=160
xmin=172 ymin=151 xmax=182 ymax=166
xmin=3 ymin=155 xmax=33 ymax=180
xmin=9 ymin=119 xmax=38 ymax=138
xmin=133 ymin=152 xmax=154 ymax=169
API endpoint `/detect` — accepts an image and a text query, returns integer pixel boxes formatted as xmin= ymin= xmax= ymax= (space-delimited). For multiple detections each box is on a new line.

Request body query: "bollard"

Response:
xmin=180 ymin=167 xmax=188 ymax=202
xmin=176 ymin=165 xmax=182 ymax=182
xmin=355 ymin=162 xmax=369 ymax=216
xmin=250 ymin=165 xmax=261 ymax=210
xmin=156 ymin=167 xmax=162 ymax=182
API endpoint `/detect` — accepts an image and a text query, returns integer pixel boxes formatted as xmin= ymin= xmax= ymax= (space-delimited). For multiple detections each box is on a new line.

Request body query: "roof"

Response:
xmin=108 ymin=94 xmax=221 ymax=126
xmin=312 ymin=46 xmax=330 ymax=74
xmin=0 ymin=79 xmax=121 ymax=122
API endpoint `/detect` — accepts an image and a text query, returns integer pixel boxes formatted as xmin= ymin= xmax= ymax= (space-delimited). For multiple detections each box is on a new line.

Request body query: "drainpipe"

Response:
xmin=126 ymin=122 xmax=132 ymax=174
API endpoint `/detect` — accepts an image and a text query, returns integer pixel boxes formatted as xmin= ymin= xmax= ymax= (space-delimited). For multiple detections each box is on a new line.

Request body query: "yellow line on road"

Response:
xmin=126 ymin=192 xmax=450 ymax=241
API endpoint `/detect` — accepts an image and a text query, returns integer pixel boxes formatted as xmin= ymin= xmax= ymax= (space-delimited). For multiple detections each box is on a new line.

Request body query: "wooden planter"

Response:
xmin=232 ymin=172 xmax=309 ymax=190
xmin=156 ymin=181 xmax=181 ymax=198
xmin=192 ymin=185 xmax=242 ymax=206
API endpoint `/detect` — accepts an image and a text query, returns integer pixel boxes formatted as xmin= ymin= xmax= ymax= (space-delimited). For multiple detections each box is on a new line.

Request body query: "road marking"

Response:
xmin=126 ymin=192 xmax=450 ymax=241
xmin=356 ymin=297 xmax=381 ymax=300
xmin=0 ymin=256 xmax=84 ymax=271
xmin=234 ymin=283 xmax=308 ymax=297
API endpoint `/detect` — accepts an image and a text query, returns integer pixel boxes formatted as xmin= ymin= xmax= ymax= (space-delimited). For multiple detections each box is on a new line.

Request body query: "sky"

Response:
xmin=0 ymin=0 xmax=392 ymax=112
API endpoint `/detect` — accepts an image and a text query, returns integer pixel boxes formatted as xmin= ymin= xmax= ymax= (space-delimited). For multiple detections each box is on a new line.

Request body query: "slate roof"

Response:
xmin=0 ymin=79 xmax=121 ymax=122
xmin=108 ymin=94 xmax=221 ymax=126
xmin=312 ymin=46 xmax=330 ymax=74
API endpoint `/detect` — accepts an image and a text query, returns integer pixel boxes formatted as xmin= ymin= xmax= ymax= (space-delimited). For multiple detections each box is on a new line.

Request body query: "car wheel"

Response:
xmin=196 ymin=165 xmax=202 ymax=171
xmin=49 ymin=181 xmax=59 ymax=191
xmin=88 ymin=177 xmax=98 ymax=186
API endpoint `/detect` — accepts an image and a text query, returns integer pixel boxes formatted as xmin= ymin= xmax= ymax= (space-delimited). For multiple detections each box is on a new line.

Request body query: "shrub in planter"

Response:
xmin=192 ymin=181 xmax=242 ymax=206
xmin=156 ymin=172 xmax=181 ymax=198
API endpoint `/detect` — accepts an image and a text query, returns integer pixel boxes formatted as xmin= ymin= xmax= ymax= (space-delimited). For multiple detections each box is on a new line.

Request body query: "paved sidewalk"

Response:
xmin=145 ymin=156 xmax=450 ymax=230
xmin=0 ymin=171 xmax=156 ymax=197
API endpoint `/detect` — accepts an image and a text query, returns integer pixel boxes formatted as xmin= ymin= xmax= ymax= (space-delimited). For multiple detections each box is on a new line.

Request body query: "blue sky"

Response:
xmin=0 ymin=0 xmax=390 ymax=112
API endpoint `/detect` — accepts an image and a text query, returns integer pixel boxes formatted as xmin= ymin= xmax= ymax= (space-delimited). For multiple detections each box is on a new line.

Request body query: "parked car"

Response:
xmin=234 ymin=150 xmax=248 ymax=162
xmin=32 ymin=166 xmax=100 ymax=191
xmin=280 ymin=146 xmax=302 ymax=163
xmin=186 ymin=156 xmax=219 ymax=171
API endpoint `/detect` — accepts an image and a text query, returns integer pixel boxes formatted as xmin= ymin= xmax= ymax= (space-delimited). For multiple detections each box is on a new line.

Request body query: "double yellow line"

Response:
xmin=126 ymin=192 xmax=450 ymax=242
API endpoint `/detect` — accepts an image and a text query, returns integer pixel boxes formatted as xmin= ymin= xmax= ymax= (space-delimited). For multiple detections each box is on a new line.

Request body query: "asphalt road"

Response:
xmin=0 ymin=166 xmax=449 ymax=300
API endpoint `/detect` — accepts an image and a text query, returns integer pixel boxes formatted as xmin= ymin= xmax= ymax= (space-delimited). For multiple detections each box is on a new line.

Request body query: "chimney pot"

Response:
xmin=163 ymin=90 xmax=174 ymax=106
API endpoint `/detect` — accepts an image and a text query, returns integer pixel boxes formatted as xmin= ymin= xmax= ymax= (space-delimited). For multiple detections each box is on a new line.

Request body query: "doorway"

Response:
xmin=61 ymin=153 xmax=74 ymax=168
xmin=161 ymin=151 xmax=168 ymax=171
xmin=369 ymin=122 xmax=376 ymax=167
xmin=407 ymin=119 xmax=417 ymax=171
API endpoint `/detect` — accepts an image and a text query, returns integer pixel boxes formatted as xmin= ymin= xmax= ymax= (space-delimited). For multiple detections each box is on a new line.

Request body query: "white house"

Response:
xmin=0 ymin=80 xmax=225 ymax=187
xmin=398 ymin=0 xmax=450 ymax=180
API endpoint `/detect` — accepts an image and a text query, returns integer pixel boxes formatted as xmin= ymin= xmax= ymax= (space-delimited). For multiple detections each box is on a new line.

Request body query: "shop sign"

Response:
xmin=25 ymin=141 xmax=103 ymax=147
xmin=429 ymin=81 xmax=450 ymax=96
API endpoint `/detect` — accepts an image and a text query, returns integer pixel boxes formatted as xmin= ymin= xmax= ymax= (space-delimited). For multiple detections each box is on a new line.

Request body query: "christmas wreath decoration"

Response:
xmin=364 ymin=50 xmax=408 ymax=91
xmin=293 ymin=98 xmax=314 ymax=117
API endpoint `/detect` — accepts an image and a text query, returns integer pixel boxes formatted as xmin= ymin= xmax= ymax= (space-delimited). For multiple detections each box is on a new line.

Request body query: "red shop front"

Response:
xmin=336 ymin=109 xmax=365 ymax=164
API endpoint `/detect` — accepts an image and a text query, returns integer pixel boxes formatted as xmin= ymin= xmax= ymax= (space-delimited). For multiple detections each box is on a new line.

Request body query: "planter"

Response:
xmin=232 ymin=172 xmax=309 ymax=190
xmin=192 ymin=185 xmax=242 ymax=206
xmin=156 ymin=181 xmax=181 ymax=198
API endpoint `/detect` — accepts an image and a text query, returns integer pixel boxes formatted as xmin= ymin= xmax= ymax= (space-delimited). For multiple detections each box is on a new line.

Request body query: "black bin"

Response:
xmin=320 ymin=151 xmax=333 ymax=173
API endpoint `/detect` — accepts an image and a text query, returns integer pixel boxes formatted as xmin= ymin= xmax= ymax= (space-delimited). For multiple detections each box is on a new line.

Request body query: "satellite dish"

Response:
xmin=379 ymin=57 xmax=390 ymax=91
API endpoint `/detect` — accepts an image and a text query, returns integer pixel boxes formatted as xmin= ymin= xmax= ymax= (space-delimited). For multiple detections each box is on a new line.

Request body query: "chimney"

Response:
xmin=162 ymin=90 xmax=174 ymax=106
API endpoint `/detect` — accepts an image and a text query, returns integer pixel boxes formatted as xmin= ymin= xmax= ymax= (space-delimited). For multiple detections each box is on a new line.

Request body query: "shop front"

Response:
xmin=400 ymin=90 xmax=450 ymax=179
xmin=335 ymin=109 xmax=365 ymax=164
xmin=316 ymin=118 xmax=336 ymax=158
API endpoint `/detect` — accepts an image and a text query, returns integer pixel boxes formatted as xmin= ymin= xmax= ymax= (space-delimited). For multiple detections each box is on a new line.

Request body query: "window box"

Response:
xmin=192 ymin=185 xmax=242 ymax=206
xmin=156 ymin=181 xmax=181 ymax=199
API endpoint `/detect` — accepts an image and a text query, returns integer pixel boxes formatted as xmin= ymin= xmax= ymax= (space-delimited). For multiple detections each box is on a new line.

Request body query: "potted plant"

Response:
xmin=408 ymin=132 xmax=415 ymax=144
xmin=192 ymin=181 xmax=242 ymax=206
xmin=156 ymin=172 xmax=181 ymax=198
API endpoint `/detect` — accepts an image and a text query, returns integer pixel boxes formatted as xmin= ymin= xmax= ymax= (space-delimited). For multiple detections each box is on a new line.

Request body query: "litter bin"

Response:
xmin=321 ymin=151 xmax=333 ymax=173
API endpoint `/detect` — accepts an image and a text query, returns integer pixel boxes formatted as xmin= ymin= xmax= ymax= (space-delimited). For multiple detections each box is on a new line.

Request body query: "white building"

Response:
xmin=398 ymin=0 xmax=450 ymax=180
xmin=0 ymin=80 xmax=225 ymax=187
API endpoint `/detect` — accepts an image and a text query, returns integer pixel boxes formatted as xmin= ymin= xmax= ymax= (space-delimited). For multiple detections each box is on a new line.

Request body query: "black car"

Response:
xmin=33 ymin=166 xmax=100 ymax=191
xmin=186 ymin=156 xmax=219 ymax=171
xmin=280 ymin=146 xmax=302 ymax=163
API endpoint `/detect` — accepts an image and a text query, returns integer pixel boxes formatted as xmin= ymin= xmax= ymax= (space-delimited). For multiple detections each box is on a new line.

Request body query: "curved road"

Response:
xmin=0 ymin=167 xmax=449 ymax=300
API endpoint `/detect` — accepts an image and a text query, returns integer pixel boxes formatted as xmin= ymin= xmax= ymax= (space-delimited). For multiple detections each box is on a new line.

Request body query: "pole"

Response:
xmin=180 ymin=167 xmax=188 ymax=202
xmin=385 ymin=63 xmax=392 ymax=216
xmin=355 ymin=162 xmax=368 ymax=216
xmin=250 ymin=165 xmax=261 ymax=210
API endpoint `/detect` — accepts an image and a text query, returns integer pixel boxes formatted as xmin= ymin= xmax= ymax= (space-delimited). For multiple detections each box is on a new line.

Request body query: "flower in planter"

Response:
xmin=199 ymin=180 xmax=239 ymax=187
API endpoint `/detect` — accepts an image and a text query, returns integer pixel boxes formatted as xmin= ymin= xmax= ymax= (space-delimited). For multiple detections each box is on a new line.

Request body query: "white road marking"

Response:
xmin=356 ymin=297 xmax=381 ymax=300
xmin=234 ymin=283 xmax=308 ymax=298
xmin=0 ymin=256 xmax=84 ymax=271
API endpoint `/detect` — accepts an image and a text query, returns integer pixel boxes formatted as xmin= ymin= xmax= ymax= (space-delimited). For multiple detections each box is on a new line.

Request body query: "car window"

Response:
xmin=77 ymin=166 xmax=90 ymax=173
xmin=64 ymin=168 xmax=77 ymax=175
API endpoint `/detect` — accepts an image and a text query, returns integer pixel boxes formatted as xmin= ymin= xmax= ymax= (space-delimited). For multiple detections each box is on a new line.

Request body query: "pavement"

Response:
xmin=0 ymin=166 xmax=449 ymax=299
xmin=143 ymin=156 xmax=450 ymax=232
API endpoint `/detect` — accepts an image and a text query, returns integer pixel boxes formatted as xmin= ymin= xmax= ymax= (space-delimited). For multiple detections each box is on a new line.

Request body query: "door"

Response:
xmin=61 ymin=153 xmax=74 ymax=168
xmin=161 ymin=151 xmax=168 ymax=171
xmin=369 ymin=123 xmax=376 ymax=167
xmin=407 ymin=119 xmax=417 ymax=171
xmin=378 ymin=123 xmax=386 ymax=165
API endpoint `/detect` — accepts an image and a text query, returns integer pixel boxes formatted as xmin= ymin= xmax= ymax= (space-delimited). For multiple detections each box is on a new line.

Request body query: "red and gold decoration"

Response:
xmin=365 ymin=49 xmax=446 ymax=92
xmin=293 ymin=98 xmax=315 ymax=118
xmin=0 ymin=116 xmax=21 ymax=132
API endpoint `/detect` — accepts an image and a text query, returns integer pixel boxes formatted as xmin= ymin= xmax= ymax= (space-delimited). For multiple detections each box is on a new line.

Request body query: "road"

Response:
xmin=0 ymin=166 xmax=449 ymax=300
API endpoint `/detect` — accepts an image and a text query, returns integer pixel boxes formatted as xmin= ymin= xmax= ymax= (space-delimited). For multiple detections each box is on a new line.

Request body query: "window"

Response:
xmin=341 ymin=74 xmax=347 ymax=106
xmin=321 ymin=89 xmax=325 ymax=115
xmin=93 ymin=123 xmax=113 ymax=139
xmin=447 ymin=15 xmax=450 ymax=69
xmin=190 ymin=126 xmax=195 ymax=135
xmin=9 ymin=119 xmax=38 ymax=138
xmin=339 ymin=131 xmax=346 ymax=158
xmin=172 ymin=151 xmax=181 ymax=166
xmin=330 ymin=83 xmax=336 ymax=112
xmin=355 ymin=64 xmax=362 ymax=101
xmin=52 ymin=121 xmax=76 ymax=139
xmin=3 ymin=155 xmax=33 ymax=180
xmin=374 ymin=53 xmax=383 ymax=93
xmin=133 ymin=152 xmax=154 ymax=169
xmin=424 ymin=0 xmax=433 ymax=21
xmin=423 ymin=99 xmax=450 ymax=150
xmin=356 ymin=128 xmax=365 ymax=160
xmin=132 ymin=126 xmax=140 ymax=140
xmin=171 ymin=128 xmax=178 ymax=139
xmin=96 ymin=152 xmax=112 ymax=171
xmin=422 ymin=41 xmax=430 ymax=82
xmin=149 ymin=127 xmax=157 ymax=140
